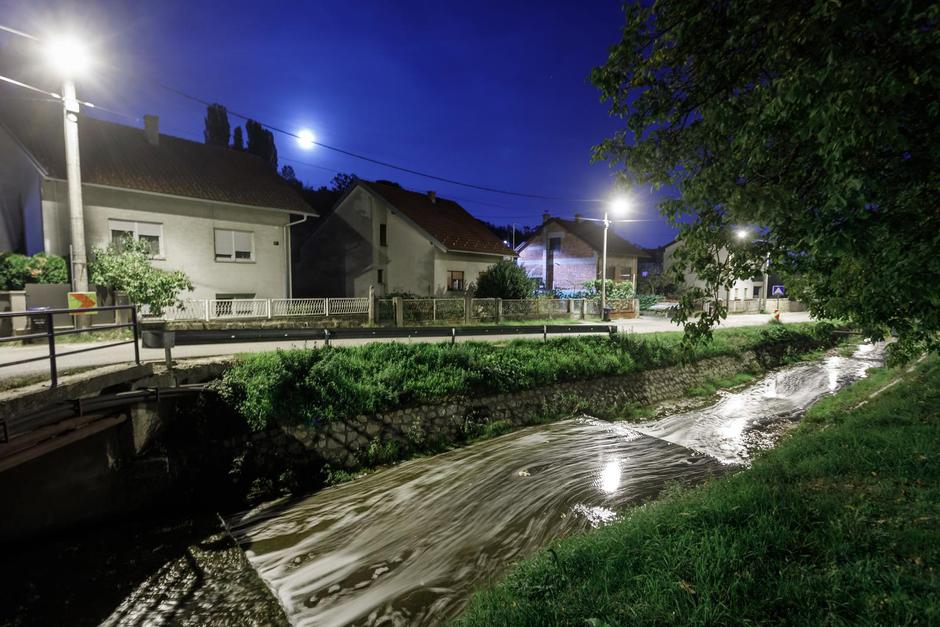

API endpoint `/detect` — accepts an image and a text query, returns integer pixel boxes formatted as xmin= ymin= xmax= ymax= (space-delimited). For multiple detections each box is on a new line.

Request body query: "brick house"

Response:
xmin=517 ymin=214 xmax=646 ymax=293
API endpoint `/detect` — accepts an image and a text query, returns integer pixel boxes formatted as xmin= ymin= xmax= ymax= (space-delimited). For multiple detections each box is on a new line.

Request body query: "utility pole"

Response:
xmin=61 ymin=78 xmax=88 ymax=291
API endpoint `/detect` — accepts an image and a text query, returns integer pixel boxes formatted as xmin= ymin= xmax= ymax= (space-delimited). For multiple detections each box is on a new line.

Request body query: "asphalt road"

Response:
xmin=0 ymin=312 xmax=813 ymax=383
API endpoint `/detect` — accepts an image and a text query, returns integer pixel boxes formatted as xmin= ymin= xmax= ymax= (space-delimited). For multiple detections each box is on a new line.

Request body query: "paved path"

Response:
xmin=0 ymin=312 xmax=813 ymax=383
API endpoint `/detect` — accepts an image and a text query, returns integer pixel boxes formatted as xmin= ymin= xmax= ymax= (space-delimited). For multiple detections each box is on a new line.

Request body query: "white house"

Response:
xmin=295 ymin=180 xmax=515 ymax=297
xmin=0 ymin=100 xmax=315 ymax=300
xmin=663 ymin=239 xmax=765 ymax=303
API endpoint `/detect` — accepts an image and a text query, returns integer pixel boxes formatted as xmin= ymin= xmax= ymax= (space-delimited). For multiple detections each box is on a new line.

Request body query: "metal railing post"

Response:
xmin=204 ymin=299 xmax=210 ymax=321
xmin=46 ymin=311 xmax=58 ymax=387
xmin=267 ymin=299 xmax=273 ymax=319
xmin=325 ymin=298 xmax=331 ymax=317
xmin=131 ymin=305 xmax=140 ymax=365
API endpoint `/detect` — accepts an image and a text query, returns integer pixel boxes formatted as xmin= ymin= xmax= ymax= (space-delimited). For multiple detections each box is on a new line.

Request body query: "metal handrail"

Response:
xmin=0 ymin=305 xmax=140 ymax=388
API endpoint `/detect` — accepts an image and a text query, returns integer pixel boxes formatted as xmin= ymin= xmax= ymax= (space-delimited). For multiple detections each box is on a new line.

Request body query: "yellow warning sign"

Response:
xmin=67 ymin=291 xmax=97 ymax=313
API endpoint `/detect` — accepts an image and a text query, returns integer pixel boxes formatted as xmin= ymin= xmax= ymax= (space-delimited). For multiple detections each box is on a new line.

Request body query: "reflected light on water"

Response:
xmin=597 ymin=459 xmax=622 ymax=494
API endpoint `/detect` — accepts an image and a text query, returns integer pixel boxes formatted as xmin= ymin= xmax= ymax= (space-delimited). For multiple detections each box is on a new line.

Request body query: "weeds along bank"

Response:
xmin=457 ymin=355 xmax=940 ymax=626
xmin=204 ymin=322 xmax=844 ymax=499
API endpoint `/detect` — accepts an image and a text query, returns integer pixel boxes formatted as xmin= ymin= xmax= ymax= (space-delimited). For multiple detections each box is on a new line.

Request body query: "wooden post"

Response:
xmin=581 ymin=298 xmax=586 ymax=320
xmin=496 ymin=298 xmax=502 ymax=324
xmin=464 ymin=295 xmax=471 ymax=324
xmin=432 ymin=298 xmax=437 ymax=323
xmin=394 ymin=296 xmax=404 ymax=327
xmin=368 ymin=285 xmax=376 ymax=324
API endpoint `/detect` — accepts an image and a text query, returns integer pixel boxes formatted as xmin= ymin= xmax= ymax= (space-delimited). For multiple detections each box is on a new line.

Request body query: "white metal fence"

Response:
xmin=145 ymin=297 xmax=370 ymax=321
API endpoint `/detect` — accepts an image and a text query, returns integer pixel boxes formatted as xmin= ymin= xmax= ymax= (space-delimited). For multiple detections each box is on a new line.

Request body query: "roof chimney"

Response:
xmin=542 ymin=211 xmax=551 ymax=224
xmin=574 ymin=213 xmax=583 ymax=222
xmin=427 ymin=191 xmax=436 ymax=204
xmin=143 ymin=114 xmax=159 ymax=147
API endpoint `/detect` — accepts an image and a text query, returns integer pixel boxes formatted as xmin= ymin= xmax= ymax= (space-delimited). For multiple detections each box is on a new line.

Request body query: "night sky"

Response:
xmin=0 ymin=0 xmax=678 ymax=247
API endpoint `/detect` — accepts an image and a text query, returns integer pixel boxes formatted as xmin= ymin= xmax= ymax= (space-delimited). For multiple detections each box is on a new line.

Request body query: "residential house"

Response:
xmin=516 ymin=213 xmax=646 ymax=292
xmin=294 ymin=180 xmax=515 ymax=297
xmin=663 ymin=239 xmax=766 ymax=303
xmin=0 ymin=99 xmax=315 ymax=300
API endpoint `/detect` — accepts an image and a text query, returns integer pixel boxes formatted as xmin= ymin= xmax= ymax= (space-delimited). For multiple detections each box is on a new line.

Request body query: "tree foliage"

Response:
xmin=329 ymin=172 xmax=357 ymax=194
xmin=232 ymin=125 xmax=244 ymax=150
xmin=0 ymin=252 xmax=68 ymax=289
xmin=592 ymin=0 xmax=940 ymax=356
xmin=90 ymin=237 xmax=193 ymax=316
xmin=474 ymin=260 xmax=537 ymax=299
xmin=245 ymin=119 xmax=278 ymax=170
xmin=203 ymin=103 xmax=231 ymax=147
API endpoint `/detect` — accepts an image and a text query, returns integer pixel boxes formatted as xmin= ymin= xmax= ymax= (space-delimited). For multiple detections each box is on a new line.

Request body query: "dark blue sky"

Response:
xmin=1 ymin=0 xmax=678 ymax=247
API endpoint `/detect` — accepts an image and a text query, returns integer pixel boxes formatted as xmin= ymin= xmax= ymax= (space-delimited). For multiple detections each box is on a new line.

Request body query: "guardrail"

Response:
xmin=0 ymin=305 xmax=140 ymax=389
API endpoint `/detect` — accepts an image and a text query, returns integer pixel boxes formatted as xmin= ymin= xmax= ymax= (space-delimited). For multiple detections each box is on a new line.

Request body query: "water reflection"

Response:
xmin=232 ymin=343 xmax=884 ymax=626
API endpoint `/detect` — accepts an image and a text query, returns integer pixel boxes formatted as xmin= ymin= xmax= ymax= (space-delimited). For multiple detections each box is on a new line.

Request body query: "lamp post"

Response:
xmin=45 ymin=36 xmax=91 ymax=292
xmin=734 ymin=228 xmax=771 ymax=312
xmin=576 ymin=196 xmax=633 ymax=317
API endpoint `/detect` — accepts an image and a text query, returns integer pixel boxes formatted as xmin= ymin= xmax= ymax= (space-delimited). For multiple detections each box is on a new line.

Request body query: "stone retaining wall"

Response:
xmin=268 ymin=351 xmax=762 ymax=469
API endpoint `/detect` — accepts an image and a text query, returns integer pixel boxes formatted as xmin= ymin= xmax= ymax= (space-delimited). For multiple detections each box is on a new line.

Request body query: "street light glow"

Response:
xmin=735 ymin=228 xmax=749 ymax=240
xmin=44 ymin=35 xmax=91 ymax=77
xmin=297 ymin=129 xmax=316 ymax=149
xmin=609 ymin=195 xmax=630 ymax=216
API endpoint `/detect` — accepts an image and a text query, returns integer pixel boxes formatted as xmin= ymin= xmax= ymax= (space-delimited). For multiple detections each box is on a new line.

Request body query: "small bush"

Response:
xmin=474 ymin=260 xmax=538 ymax=299
xmin=0 ymin=252 xmax=68 ymax=289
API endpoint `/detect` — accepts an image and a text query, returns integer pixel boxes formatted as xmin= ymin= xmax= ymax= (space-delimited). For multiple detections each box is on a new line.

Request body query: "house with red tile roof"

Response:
xmin=517 ymin=214 xmax=647 ymax=293
xmin=0 ymin=99 xmax=315 ymax=299
xmin=294 ymin=180 xmax=515 ymax=297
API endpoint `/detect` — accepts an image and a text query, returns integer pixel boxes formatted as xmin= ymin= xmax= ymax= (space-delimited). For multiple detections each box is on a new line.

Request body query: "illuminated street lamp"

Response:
xmin=578 ymin=195 xmax=636 ymax=317
xmin=45 ymin=35 xmax=91 ymax=291
xmin=734 ymin=227 xmax=771 ymax=313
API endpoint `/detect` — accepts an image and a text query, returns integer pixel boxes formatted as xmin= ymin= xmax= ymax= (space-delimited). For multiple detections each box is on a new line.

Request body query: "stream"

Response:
xmin=230 ymin=342 xmax=885 ymax=626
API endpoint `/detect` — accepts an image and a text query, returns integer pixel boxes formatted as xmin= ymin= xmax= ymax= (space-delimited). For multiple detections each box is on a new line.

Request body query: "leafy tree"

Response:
xmin=592 ymin=0 xmax=940 ymax=357
xmin=232 ymin=126 xmax=244 ymax=150
xmin=329 ymin=172 xmax=357 ymax=194
xmin=245 ymin=119 xmax=278 ymax=169
xmin=281 ymin=165 xmax=297 ymax=181
xmin=0 ymin=252 xmax=68 ymax=289
xmin=203 ymin=103 xmax=231 ymax=147
xmin=474 ymin=260 xmax=537 ymax=299
xmin=90 ymin=237 xmax=193 ymax=316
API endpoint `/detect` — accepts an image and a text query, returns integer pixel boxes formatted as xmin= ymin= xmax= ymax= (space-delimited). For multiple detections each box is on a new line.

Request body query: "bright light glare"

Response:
xmin=609 ymin=195 xmax=630 ymax=216
xmin=44 ymin=35 xmax=91 ymax=77
xmin=735 ymin=228 xmax=749 ymax=240
xmin=296 ymin=129 xmax=316 ymax=149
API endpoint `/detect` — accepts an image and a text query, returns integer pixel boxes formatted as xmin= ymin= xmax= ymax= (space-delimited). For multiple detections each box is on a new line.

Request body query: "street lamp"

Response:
xmin=577 ymin=195 xmax=635 ymax=317
xmin=734 ymin=227 xmax=771 ymax=313
xmin=45 ymin=35 xmax=91 ymax=292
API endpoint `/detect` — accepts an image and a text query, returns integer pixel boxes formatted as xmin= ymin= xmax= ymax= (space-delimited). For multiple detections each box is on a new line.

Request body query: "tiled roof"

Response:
xmin=540 ymin=217 xmax=648 ymax=257
xmin=0 ymin=100 xmax=313 ymax=214
xmin=361 ymin=181 xmax=516 ymax=256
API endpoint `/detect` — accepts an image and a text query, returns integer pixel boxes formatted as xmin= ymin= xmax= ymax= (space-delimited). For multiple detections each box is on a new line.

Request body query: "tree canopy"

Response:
xmin=90 ymin=238 xmax=193 ymax=317
xmin=245 ymin=119 xmax=278 ymax=170
xmin=474 ymin=260 xmax=537 ymax=299
xmin=592 ymin=0 xmax=940 ymax=359
xmin=203 ymin=103 xmax=231 ymax=147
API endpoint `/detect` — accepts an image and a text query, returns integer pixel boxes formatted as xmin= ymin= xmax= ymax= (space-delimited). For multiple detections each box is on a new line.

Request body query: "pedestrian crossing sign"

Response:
xmin=771 ymin=285 xmax=785 ymax=297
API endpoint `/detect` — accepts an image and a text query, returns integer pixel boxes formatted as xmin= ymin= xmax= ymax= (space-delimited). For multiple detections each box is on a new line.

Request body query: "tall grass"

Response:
xmin=457 ymin=356 xmax=940 ymax=626
xmin=217 ymin=322 xmax=839 ymax=431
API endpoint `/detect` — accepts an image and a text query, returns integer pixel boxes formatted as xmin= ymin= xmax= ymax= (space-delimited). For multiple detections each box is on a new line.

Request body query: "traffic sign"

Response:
xmin=67 ymin=291 xmax=97 ymax=313
xmin=771 ymin=285 xmax=785 ymax=297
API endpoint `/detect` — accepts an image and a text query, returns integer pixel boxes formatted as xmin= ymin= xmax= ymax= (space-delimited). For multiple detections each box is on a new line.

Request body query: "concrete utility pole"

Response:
xmin=61 ymin=78 xmax=88 ymax=291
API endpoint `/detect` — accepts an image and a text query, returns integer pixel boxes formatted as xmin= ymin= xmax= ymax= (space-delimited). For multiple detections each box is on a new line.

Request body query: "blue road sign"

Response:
xmin=771 ymin=285 xmax=785 ymax=297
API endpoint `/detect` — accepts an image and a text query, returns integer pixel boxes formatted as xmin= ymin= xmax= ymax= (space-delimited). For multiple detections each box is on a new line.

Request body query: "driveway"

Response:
xmin=0 ymin=312 xmax=813 ymax=383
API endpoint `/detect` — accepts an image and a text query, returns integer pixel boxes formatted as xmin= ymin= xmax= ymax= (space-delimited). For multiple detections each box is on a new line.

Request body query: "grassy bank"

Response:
xmin=457 ymin=356 xmax=940 ymax=626
xmin=218 ymin=322 xmax=839 ymax=431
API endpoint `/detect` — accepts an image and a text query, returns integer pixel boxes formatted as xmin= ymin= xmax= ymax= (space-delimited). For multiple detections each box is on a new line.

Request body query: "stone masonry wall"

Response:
xmin=269 ymin=351 xmax=762 ymax=469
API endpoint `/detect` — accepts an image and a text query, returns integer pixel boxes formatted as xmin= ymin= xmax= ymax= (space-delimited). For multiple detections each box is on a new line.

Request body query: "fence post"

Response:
xmin=267 ymin=299 xmax=273 ymax=319
xmin=204 ymin=299 xmax=210 ymax=321
xmin=581 ymin=299 xmax=587 ymax=320
xmin=432 ymin=298 xmax=437 ymax=323
xmin=394 ymin=296 xmax=404 ymax=327
xmin=464 ymin=295 xmax=471 ymax=324
xmin=131 ymin=305 xmax=140 ymax=365
xmin=496 ymin=298 xmax=502 ymax=324
xmin=325 ymin=297 xmax=331 ymax=317
xmin=46 ymin=311 xmax=58 ymax=388
xmin=368 ymin=286 xmax=376 ymax=324
xmin=543 ymin=324 xmax=547 ymax=342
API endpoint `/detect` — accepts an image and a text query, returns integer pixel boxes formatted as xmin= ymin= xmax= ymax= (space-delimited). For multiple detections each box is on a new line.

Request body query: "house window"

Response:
xmin=379 ymin=224 xmax=388 ymax=247
xmin=753 ymin=286 xmax=761 ymax=299
xmin=109 ymin=219 xmax=163 ymax=257
xmin=214 ymin=229 xmax=254 ymax=262
xmin=377 ymin=268 xmax=384 ymax=284
xmin=548 ymin=237 xmax=561 ymax=251
xmin=447 ymin=270 xmax=464 ymax=291
xmin=606 ymin=266 xmax=616 ymax=280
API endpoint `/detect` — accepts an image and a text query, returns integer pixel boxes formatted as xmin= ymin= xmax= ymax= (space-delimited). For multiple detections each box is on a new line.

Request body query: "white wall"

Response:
xmin=432 ymin=251 xmax=502 ymax=296
xmin=663 ymin=240 xmax=762 ymax=300
xmin=41 ymin=181 xmax=290 ymax=299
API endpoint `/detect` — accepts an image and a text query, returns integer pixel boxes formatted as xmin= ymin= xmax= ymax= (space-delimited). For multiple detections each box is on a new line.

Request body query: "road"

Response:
xmin=0 ymin=312 xmax=813 ymax=383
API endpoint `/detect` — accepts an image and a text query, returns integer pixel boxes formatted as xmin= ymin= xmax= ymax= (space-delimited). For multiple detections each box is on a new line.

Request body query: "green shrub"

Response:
xmin=90 ymin=237 xmax=193 ymax=316
xmin=474 ymin=260 xmax=537 ymax=299
xmin=0 ymin=252 xmax=69 ymax=289
xmin=637 ymin=294 xmax=660 ymax=310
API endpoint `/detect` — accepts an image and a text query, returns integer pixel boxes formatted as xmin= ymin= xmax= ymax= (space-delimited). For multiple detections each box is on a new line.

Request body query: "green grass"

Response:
xmin=457 ymin=355 xmax=940 ymax=626
xmin=217 ymin=322 xmax=843 ymax=431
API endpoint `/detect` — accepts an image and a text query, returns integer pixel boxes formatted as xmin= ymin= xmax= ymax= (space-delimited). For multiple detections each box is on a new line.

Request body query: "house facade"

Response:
xmin=0 ymin=101 xmax=314 ymax=300
xmin=295 ymin=180 xmax=515 ymax=297
xmin=517 ymin=215 xmax=645 ymax=292
xmin=663 ymin=239 xmax=765 ymax=302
